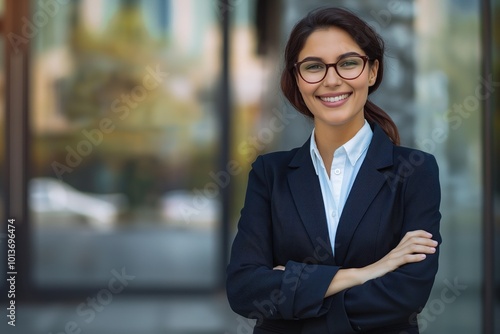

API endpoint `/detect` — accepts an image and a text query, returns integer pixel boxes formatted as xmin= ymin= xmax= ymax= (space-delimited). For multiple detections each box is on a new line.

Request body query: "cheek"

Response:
xmin=351 ymin=77 xmax=371 ymax=94
xmin=297 ymin=81 xmax=317 ymax=99
xmin=297 ymin=85 xmax=318 ymax=111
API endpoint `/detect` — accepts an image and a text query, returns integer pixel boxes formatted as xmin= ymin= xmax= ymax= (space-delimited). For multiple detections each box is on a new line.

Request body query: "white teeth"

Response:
xmin=320 ymin=94 xmax=350 ymax=103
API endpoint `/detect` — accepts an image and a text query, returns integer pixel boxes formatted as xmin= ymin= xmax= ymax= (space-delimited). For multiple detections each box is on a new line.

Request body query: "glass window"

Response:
xmin=228 ymin=0 xmax=270 ymax=224
xmin=30 ymin=0 xmax=221 ymax=289
xmin=414 ymin=1 xmax=482 ymax=332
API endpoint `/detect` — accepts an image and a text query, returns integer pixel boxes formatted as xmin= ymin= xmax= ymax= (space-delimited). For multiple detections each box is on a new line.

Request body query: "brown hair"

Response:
xmin=280 ymin=7 xmax=400 ymax=145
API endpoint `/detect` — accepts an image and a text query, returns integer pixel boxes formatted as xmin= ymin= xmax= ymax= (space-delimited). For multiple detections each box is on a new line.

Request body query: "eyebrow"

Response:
xmin=298 ymin=51 xmax=364 ymax=63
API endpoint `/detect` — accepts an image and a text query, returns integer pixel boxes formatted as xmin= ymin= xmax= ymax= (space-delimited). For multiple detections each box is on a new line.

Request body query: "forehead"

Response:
xmin=299 ymin=27 xmax=363 ymax=60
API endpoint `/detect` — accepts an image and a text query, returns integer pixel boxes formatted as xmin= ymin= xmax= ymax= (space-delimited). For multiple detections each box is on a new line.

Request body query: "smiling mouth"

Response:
xmin=319 ymin=93 xmax=351 ymax=103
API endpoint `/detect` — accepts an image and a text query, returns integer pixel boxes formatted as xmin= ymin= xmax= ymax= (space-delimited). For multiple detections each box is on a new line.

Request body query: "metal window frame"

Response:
xmin=3 ymin=0 xmax=31 ymax=300
xmin=481 ymin=0 xmax=494 ymax=333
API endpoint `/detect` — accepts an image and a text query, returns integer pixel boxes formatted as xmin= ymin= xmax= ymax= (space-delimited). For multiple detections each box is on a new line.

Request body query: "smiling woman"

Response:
xmin=227 ymin=7 xmax=441 ymax=334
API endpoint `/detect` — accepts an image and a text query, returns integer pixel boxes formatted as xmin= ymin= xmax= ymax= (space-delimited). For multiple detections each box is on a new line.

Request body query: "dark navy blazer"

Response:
xmin=226 ymin=123 xmax=442 ymax=334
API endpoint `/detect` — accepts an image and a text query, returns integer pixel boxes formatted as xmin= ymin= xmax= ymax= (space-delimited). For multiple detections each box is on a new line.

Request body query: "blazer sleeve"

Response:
xmin=226 ymin=155 xmax=339 ymax=321
xmin=326 ymin=153 xmax=442 ymax=333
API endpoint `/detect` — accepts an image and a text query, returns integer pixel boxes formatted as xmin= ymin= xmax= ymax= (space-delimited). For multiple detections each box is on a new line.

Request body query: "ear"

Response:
xmin=368 ymin=59 xmax=379 ymax=86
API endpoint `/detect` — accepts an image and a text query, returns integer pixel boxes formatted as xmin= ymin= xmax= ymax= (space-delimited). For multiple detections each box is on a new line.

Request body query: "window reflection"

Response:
xmin=415 ymin=1 xmax=482 ymax=333
xmin=31 ymin=0 xmax=220 ymax=288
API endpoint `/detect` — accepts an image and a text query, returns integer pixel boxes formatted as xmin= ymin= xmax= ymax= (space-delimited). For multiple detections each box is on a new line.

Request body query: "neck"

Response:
xmin=314 ymin=117 xmax=365 ymax=173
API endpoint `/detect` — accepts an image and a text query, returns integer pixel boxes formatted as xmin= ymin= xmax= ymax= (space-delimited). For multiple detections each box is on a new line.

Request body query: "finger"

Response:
xmin=398 ymin=236 xmax=438 ymax=249
xmin=407 ymin=244 xmax=436 ymax=254
xmin=402 ymin=230 xmax=433 ymax=241
xmin=394 ymin=244 xmax=436 ymax=259
xmin=385 ymin=252 xmax=428 ymax=270
xmin=273 ymin=265 xmax=285 ymax=271
xmin=389 ymin=244 xmax=436 ymax=260
xmin=406 ymin=237 xmax=438 ymax=247
xmin=402 ymin=253 xmax=428 ymax=264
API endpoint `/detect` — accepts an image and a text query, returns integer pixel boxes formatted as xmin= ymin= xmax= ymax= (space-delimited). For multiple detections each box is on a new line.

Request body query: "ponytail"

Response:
xmin=364 ymin=100 xmax=400 ymax=145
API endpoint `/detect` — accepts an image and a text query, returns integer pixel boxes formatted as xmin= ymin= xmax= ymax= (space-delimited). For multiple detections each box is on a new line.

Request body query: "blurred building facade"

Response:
xmin=0 ymin=0 xmax=499 ymax=333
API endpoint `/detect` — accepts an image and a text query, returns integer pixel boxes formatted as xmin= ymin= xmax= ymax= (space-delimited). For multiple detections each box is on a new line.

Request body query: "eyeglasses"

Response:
xmin=294 ymin=55 xmax=369 ymax=83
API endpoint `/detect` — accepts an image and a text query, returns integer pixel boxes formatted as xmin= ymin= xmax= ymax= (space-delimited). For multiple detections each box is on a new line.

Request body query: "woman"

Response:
xmin=226 ymin=7 xmax=441 ymax=334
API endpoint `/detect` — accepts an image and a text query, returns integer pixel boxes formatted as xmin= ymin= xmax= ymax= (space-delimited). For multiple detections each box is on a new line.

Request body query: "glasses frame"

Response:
xmin=294 ymin=55 xmax=370 ymax=83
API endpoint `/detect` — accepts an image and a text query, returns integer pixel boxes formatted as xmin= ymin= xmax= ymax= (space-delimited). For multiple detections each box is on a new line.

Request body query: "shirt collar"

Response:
xmin=310 ymin=129 xmax=323 ymax=175
xmin=310 ymin=120 xmax=373 ymax=174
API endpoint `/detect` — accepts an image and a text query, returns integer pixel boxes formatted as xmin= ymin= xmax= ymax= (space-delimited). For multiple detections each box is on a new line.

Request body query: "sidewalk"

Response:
xmin=1 ymin=294 xmax=245 ymax=334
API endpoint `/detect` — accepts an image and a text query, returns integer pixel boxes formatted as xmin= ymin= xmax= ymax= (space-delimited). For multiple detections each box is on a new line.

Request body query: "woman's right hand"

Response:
xmin=359 ymin=230 xmax=438 ymax=283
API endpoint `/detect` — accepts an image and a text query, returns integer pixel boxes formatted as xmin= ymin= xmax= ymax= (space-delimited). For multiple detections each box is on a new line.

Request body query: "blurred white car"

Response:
xmin=29 ymin=177 xmax=127 ymax=230
xmin=160 ymin=190 xmax=220 ymax=228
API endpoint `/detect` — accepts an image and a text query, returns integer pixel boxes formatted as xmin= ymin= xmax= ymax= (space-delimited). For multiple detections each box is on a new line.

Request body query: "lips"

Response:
xmin=318 ymin=93 xmax=351 ymax=103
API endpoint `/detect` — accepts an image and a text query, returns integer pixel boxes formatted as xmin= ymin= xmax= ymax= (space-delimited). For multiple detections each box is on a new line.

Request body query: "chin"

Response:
xmin=315 ymin=110 xmax=363 ymax=127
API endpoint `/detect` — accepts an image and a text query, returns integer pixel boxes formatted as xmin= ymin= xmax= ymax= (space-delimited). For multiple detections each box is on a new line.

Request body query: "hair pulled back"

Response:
xmin=280 ymin=7 xmax=400 ymax=145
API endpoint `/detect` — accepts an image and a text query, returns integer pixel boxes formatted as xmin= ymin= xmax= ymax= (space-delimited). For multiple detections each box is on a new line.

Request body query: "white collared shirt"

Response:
xmin=310 ymin=120 xmax=373 ymax=254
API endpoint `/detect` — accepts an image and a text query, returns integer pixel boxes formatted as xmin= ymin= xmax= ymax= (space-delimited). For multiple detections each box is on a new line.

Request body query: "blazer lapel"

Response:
xmin=334 ymin=124 xmax=394 ymax=264
xmin=287 ymin=138 xmax=336 ymax=265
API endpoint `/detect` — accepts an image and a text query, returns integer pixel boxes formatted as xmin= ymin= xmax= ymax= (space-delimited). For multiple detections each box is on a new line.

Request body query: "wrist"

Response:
xmin=361 ymin=261 xmax=389 ymax=283
xmin=353 ymin=267 xmax=371 ymax=285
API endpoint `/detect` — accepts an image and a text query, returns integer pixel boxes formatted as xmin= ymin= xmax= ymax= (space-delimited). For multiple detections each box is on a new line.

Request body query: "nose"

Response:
xmin=323 ymin=65 xmax=343 ymax=86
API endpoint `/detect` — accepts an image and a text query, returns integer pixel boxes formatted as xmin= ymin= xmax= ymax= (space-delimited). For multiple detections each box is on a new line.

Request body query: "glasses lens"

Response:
xmin=299 ymin=61 xmax=327 ymax=83
xmin=337 ymin=57 xmax=365 ymax=79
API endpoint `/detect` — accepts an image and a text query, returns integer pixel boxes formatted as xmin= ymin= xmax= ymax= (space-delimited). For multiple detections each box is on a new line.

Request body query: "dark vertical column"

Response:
xmin=490 ymin=0 xmax=500 ymax=332
xmin=219 ymin=0 xmax=231 ymax=289
xmin=481 ymin=0 xmax=494 ymax=333
xmin=4 ymin=0 xmax=31 ymax=300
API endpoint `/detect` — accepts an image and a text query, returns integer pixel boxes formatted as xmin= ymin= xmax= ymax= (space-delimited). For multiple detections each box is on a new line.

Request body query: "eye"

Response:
xmin=302 ymin=62 xmax=325 ymax=72
xmin=338 ymin=58 xmax=362 ymax=68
